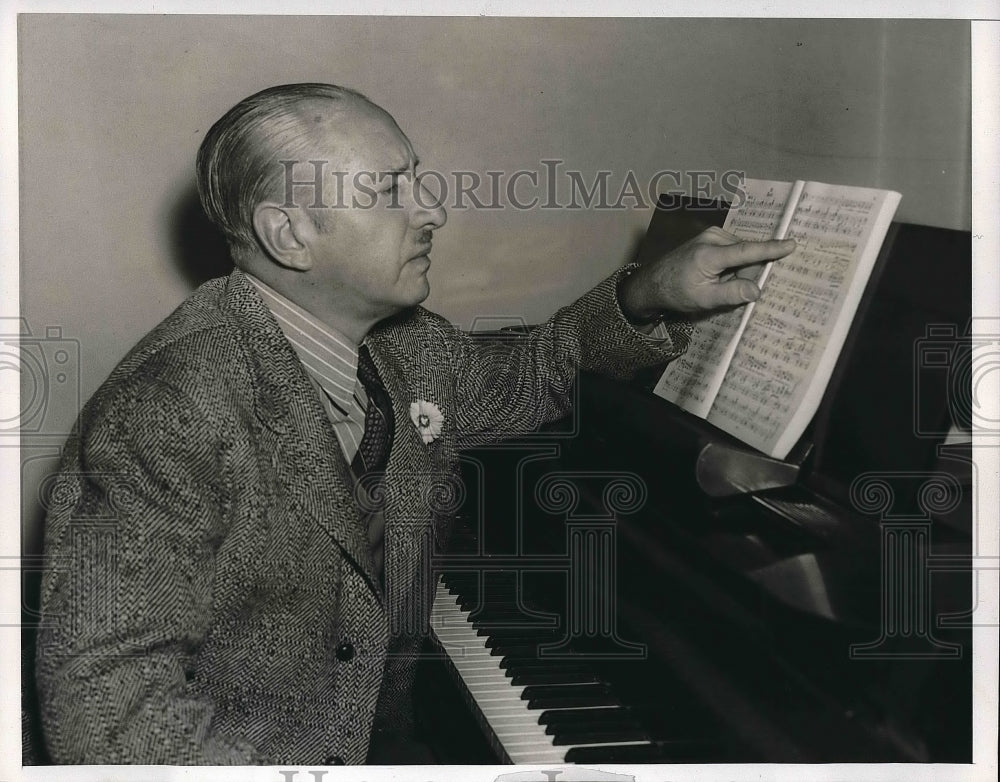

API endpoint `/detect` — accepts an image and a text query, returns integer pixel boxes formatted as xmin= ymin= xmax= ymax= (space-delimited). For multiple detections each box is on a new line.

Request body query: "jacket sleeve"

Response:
xmin=35 ymin=375 xmax=261 ymax=764
xmin=443 ymin=264 xmax=692 ymax=447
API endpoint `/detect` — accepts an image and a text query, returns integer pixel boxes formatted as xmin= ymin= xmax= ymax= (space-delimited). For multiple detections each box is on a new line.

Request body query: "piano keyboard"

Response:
xmin=429 ymin=571 xmax=717 ymax=764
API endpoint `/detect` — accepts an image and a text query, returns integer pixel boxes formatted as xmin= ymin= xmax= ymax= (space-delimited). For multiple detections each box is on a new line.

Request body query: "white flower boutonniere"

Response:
xmin=409 ymin=400 xmax=444 ymax=444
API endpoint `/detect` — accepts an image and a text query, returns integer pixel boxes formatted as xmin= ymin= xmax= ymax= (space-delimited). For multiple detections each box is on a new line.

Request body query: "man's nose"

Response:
xmin=411 ymin=179 xmax=447 ymax=229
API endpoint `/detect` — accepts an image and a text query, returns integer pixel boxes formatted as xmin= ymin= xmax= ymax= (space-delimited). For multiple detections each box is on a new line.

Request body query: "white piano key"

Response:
xmin=431 ymin=578 xmax=563 ymax=762
xmin=431 ymin=576 xmax=657 ymax=764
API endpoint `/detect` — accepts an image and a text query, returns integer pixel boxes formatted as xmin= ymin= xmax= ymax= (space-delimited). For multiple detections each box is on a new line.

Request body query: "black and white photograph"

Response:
xmin=2 ymin=6 xmax=997 ymax=781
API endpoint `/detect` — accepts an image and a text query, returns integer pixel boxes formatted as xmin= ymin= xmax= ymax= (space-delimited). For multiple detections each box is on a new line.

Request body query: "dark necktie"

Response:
xmin=352 ymin=345 xmax=394 ymax=585
xmin=352 ymin=345 xmax=395 ymax=477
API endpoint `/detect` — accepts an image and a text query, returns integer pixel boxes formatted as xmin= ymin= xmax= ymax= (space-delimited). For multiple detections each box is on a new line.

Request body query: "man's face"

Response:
xmin=299 ymin=102 xmax=447 ymax=325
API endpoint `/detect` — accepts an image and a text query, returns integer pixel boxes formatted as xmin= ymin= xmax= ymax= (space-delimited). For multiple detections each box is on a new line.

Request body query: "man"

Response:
xmin=35 ymin=83 xmax=794 ymax=765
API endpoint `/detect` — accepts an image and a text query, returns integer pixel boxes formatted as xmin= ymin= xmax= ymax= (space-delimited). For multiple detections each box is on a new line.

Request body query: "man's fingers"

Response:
xmin=701 ymin=237 xmax=796 ymax=274
xmin=703 ymin=278 xmax=761 ymax=309
xmin=697 ymin=226 xmax=742 ymax=245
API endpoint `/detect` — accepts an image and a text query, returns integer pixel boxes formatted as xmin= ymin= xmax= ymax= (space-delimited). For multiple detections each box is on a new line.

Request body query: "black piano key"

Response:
xmin=441 ymin=570 xmax=482 ymax=584
xmin=449 ymin=570 xmax=523 ymax=596
xmin=510 ymin=670 xmax=600 ymax=686
xmin=504 ymin=666 xmax=597 ymax=681
xmin=478 ymin=622 xmax=557 ymax=634
xmin=465 ymin=606 xmax=548 ymax=619
xmin=463 ymin=597 xmax=544 ymax=611
xmin=552 ymin=728 xmax=651 ymax=746
xmin=435 ymin=555 xmax=727 ymax=760
xmin=445 ymin=569 xmax=477 ymax=578
xmin=542 ymin=708 xmax=644 ymax=734
xmin=471 ymin=612 xmax=554 ymax=628
xmin=482 ymin=629 xmax=562 ymax=644
xmin=524 ymin=684 xmax=618 ymax=710
xmin=449 ymin=587 xmax=481 ymax=601
xmin=546 ymin=720 xmax=645 ymax=737
xmin=486 ymin=634 xmax=565 ymax=649
xmin=489 ymin=644 xmax=539 ymax=658
xmin=538 ymin=706 xmax=632 ymax=726
xmin=521 ymin=682 xmax=610 ymax=699
xmin=539 ymin=704 xmax=713 ymax=747
xmin=499 ymin=658 xmax=593 ymax=674
xmin=528 ymin=694 xmax=619 ymax=710
xmin=564 ymin=740 xmax=720 ymax=764
xmin=469 ymin=605 xmax=551 ymax=618
xmin=443 ymin=580 xmax=477 ymax=598
xmin=461 ymin=598 xmax=530 ymax=612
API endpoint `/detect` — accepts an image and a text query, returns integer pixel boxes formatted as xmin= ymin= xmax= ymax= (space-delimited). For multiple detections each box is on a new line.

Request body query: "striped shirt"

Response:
xmin=246 ymin=275 xmax=368 ymax=464
xmin=248 ymin=273 xmax=674 ymax=465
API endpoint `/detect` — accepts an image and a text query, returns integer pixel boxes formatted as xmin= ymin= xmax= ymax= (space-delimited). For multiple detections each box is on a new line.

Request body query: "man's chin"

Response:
xmin=378 ymin=283 xmax=430 ymax=325
xmin=400 ymin=275 xmax=432 ymax=309
xmin=411 ymin=263 xmax=431 ymax=297
xmin=413 ymin=279 xmax=431 ymax=306
xmin=383 ymin=263 xmax=431 ymax=313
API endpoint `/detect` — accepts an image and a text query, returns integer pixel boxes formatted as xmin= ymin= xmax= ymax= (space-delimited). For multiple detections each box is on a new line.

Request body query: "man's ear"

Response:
xmin=252 ymin=203 xmax=315 ymax=271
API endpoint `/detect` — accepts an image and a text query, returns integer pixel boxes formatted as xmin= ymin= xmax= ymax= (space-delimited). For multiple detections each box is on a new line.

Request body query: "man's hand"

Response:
xmin=619 ymin=227 xmax=797 ymax=322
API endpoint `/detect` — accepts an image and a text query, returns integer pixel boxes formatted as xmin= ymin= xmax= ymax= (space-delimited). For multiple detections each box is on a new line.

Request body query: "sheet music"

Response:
xmin=653 ymin=179 xmax=795 ymax=417
xmin=706 ymin=181 xmax=901 ymax=457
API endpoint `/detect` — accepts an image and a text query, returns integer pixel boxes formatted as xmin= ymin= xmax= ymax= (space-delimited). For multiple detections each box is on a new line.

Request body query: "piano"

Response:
xmin=416 ymin=201 xmax=974 ymax=764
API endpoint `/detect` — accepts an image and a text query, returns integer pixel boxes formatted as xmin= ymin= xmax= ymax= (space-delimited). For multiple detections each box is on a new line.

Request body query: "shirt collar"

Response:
xmin=246 ymin=274 xmax=359 ymax=414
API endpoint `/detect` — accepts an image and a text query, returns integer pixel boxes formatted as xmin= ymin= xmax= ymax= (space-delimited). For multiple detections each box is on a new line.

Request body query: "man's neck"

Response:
xmin=240 ymin=264 xmax=378 ymax=345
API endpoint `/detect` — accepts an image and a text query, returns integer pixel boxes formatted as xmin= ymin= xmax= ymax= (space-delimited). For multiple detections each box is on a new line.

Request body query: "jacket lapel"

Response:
xmin=220 ymin=270 xmax=384 ymax=599
xmin=366 ymin=327 xmax=441 ymax=624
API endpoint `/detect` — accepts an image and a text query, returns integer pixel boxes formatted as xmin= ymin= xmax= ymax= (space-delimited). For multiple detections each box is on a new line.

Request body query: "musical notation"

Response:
xmin=654 ymin=178 xmax=899 ymax=458
xmin=654 ymin=307 xmax=742 ymax=417
xmin=705 ymin=181 xmax=893 ymax=455
xmin=653 ymin=180 xmax=795 ymax=417
xmin=725 ymin=180 xmax=794 ymax=240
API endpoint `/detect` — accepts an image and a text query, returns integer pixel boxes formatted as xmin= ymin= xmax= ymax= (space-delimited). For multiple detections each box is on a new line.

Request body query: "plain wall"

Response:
xmin=17 ymin=16 xmax=971 ymax=552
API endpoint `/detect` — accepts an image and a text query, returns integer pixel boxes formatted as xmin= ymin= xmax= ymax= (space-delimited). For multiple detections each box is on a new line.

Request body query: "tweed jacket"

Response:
xmin=36 ymin=267 xmax=689 ymax=765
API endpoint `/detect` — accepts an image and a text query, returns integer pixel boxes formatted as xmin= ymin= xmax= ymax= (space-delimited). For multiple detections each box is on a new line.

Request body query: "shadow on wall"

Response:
xmin=24 ymin=187 xmax=230 ymax=559
xmin=625 ymin=225 xmax=646 ymax=267
xmin=169 ymin=182 xmax=234 ymax=289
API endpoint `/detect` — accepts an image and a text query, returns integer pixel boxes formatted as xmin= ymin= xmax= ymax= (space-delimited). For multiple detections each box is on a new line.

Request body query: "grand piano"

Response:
xmin=416 ymin=199 xmax=974 ymax=764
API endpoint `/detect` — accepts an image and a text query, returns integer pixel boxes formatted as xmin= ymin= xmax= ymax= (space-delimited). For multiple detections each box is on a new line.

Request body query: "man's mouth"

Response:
xmin=410 ymin=243 xmax=432 ymax=260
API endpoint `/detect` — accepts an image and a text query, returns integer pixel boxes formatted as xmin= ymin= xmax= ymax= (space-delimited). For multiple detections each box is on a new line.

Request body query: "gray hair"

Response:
xmin=196 ymin=83 xmax=372 ymax=262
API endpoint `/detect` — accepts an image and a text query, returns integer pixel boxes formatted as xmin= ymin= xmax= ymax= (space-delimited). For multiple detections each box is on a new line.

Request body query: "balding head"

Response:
xmin=196 ymin=83 xmax=377 ymax=263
